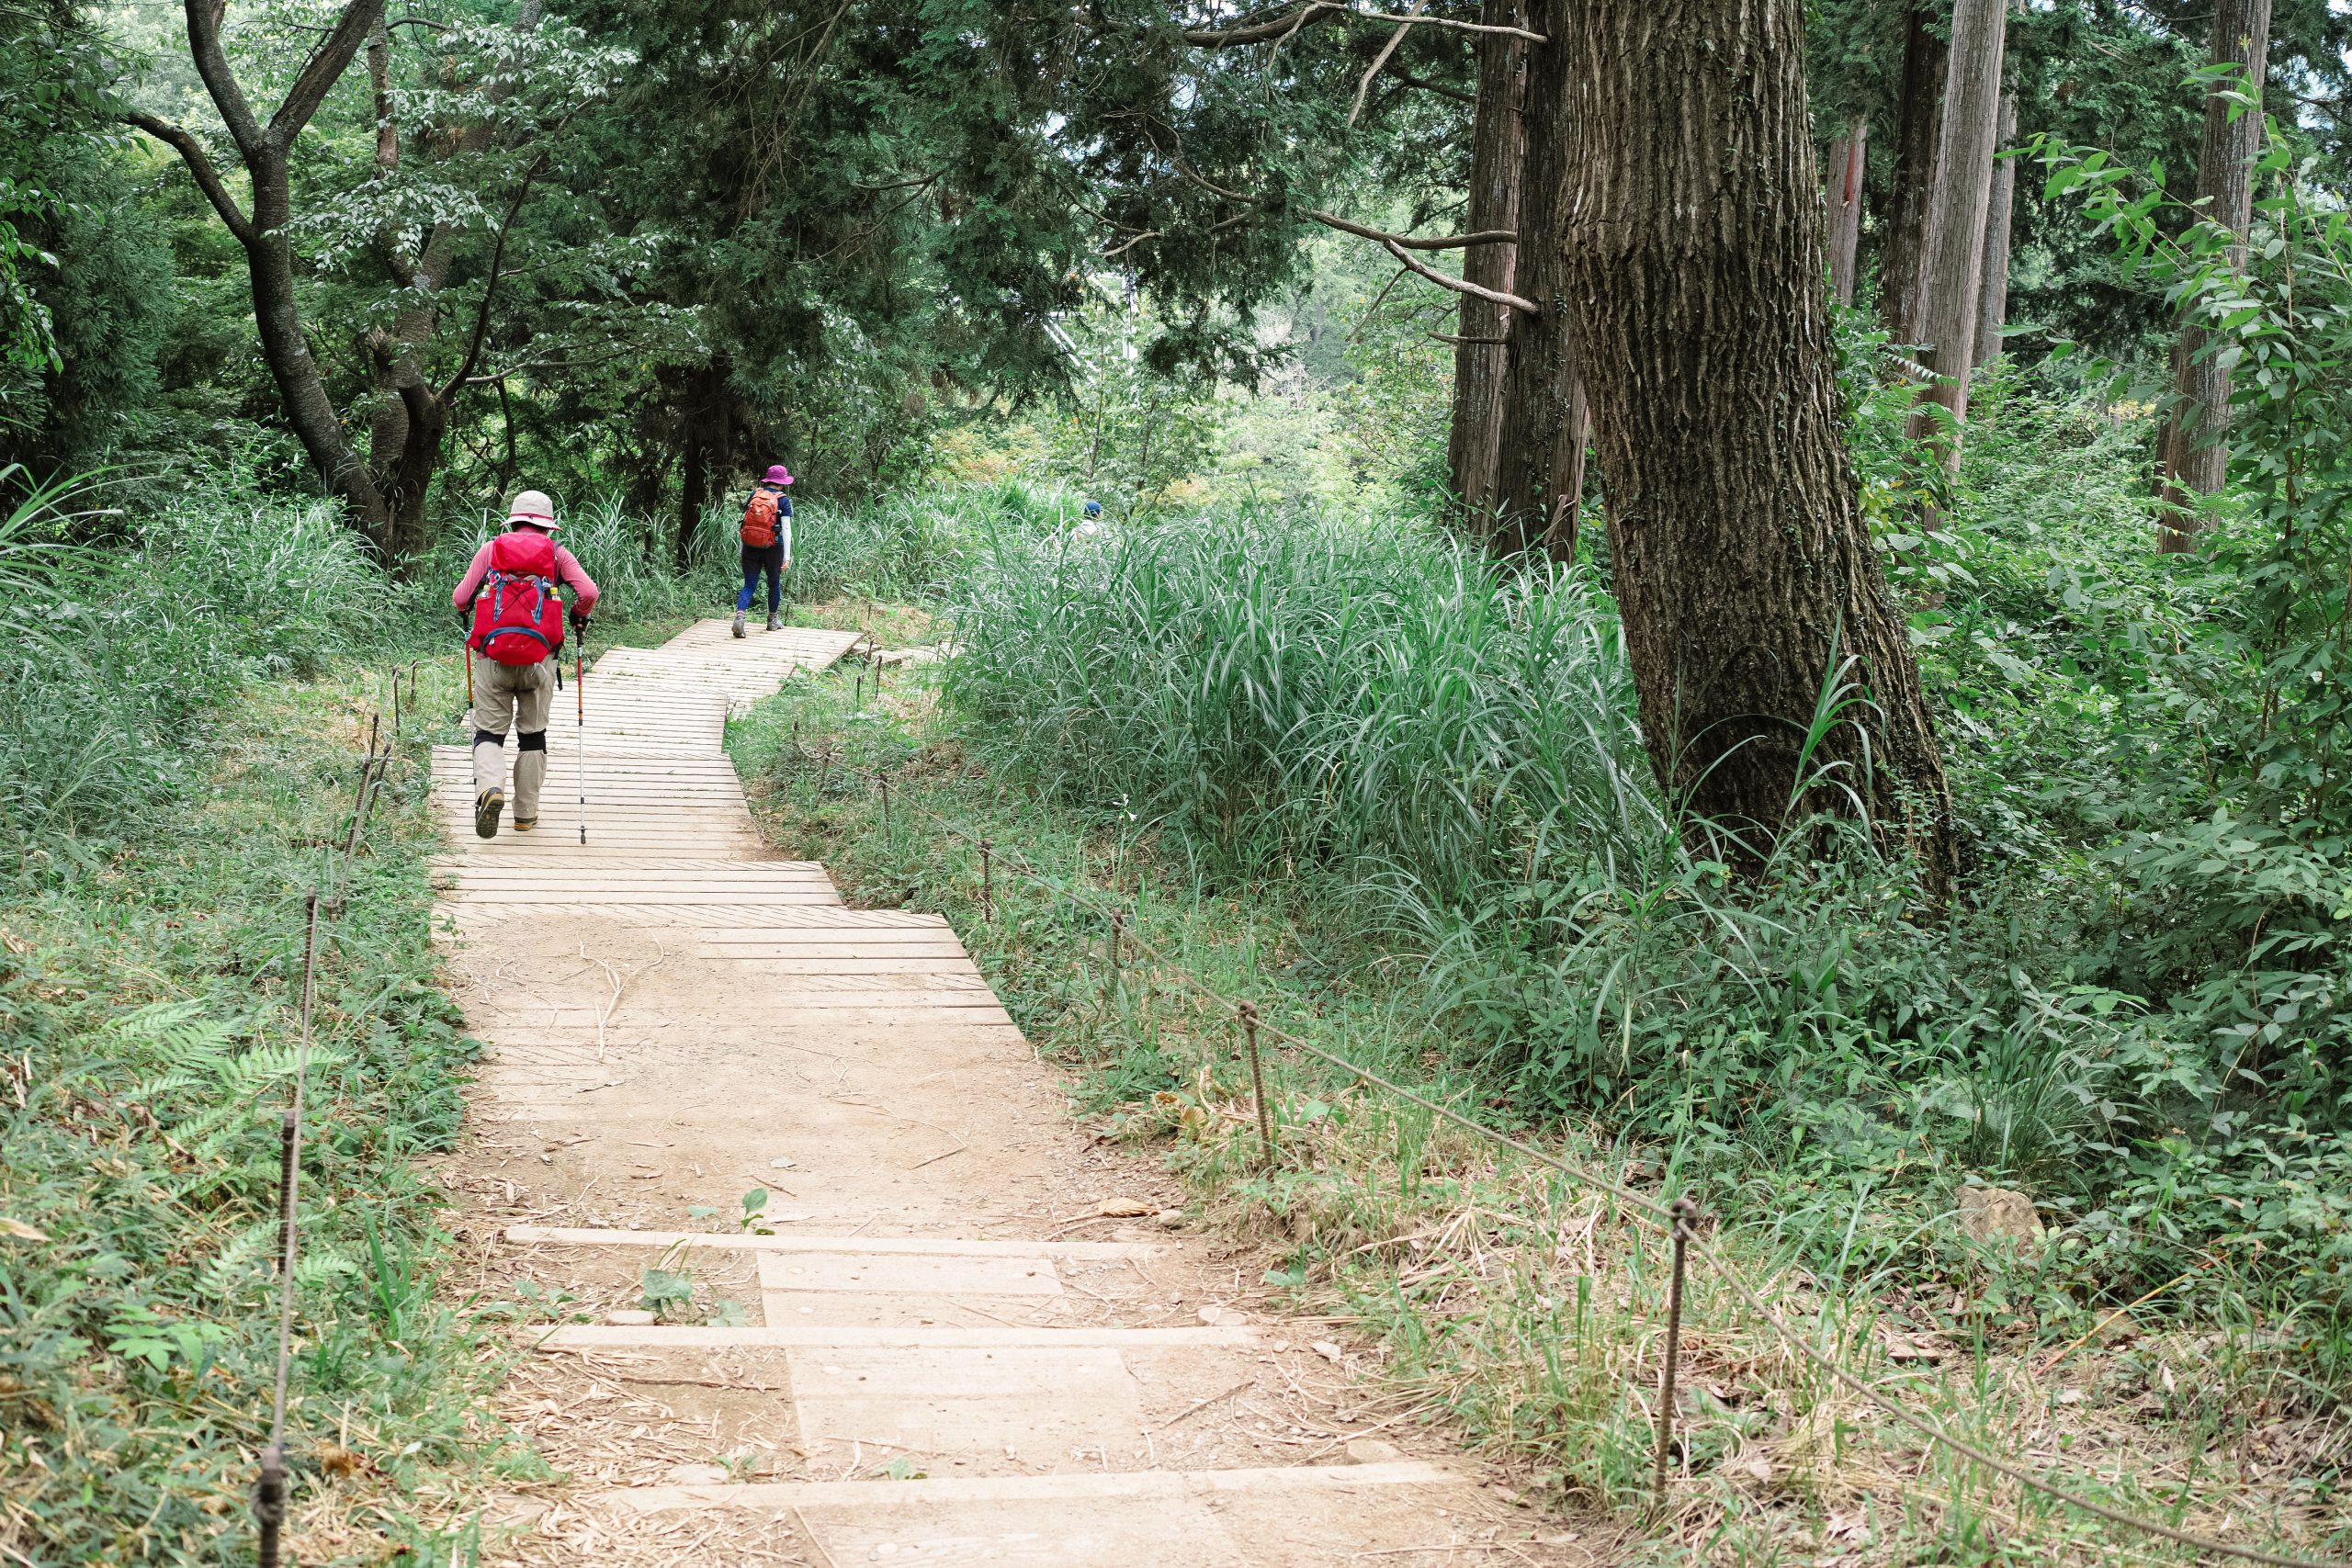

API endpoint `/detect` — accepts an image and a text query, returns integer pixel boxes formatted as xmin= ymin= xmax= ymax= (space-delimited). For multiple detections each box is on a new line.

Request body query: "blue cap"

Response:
xmin=1083 ymin=500 xmax=1102 ymax=517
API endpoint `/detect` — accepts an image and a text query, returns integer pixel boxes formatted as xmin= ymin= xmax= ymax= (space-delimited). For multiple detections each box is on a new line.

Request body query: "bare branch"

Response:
xmin=1182 ymin=2 xmax=1342 ymax=45
xmin=1102 ymin=229 xmax=1164 ymax=258
xmin=1382 ymin=237 xmax=1536 ymax=311
xmin=1386 ymin=69 xmax=1476 ymax=105
xmin=120 ymin=111 xmax=255 ymax=244
xmin=1307 ymin=209 xmax=1513 ymax=250
xmin=439 ymin=152 xmax=548 ymax=401
xmin=386 ymin=14 xmax=448 ymax=29
xmin=1350 ymin=0 xmax=1428 ymax=127
xmin=1430 ymin=331 xmax=1507 ymax=344
xmin=267 ymin=0 xmax=387 ymax=155
xmin=1358 ymin=8 xmax=1543 ymax=38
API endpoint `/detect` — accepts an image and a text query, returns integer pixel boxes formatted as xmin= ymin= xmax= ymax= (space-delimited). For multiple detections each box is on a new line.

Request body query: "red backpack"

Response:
xmin=741 ymin=487 xmax=783 ymax=548
xmin=469 ymin=530 xmax=567 ymax=665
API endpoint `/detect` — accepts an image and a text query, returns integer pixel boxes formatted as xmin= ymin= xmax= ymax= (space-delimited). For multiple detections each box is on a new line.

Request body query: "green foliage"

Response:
xmin=0 ymin=524 xmax=489 ymax=1559
xmin=945 ymin=506 xmax=1663 ymax=907
xmin=0 ymin=468 xmax=389 ymax=833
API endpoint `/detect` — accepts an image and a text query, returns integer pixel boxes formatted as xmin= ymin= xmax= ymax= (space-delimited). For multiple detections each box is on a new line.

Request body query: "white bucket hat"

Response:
xmin=506 ymin=490 xmax=558 ymax=529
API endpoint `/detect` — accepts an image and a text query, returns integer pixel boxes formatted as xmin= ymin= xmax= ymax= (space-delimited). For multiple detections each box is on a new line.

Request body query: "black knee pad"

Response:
xmin=515 ymin=729 xmax=548 ymax=753
xmin=472 ymin=728 xmax=507 ymax=750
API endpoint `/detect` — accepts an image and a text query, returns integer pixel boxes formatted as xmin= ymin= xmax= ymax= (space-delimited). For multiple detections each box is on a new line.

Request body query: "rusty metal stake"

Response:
xmin=1653 ymin=1196 xmax=1698 ymax=1509
xmin=254 ymin=1440 xmax=288 ymax=1568
xmin=1239 ymin=1000 xmax=1274 ymax=1168
xmin=878 ymin=773 xmax=892 ymax=839
xmin=274 ymin=1110 xmax=297 ymax=1274
xmin=979 ymin=839 xmax=993 ymax=922
xmin=1105 ymin=910 xmax=1124 ymax=1011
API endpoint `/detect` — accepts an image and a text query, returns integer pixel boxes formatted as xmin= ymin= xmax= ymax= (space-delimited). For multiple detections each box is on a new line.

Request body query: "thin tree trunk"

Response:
xmin=1826 ymin=114 xmax=1867 ymax=305
xmin=677 ymin=414 xmax=708 ymax=573
xmin=1973 ymin=93 xmax=2018 ymax=365
xmin=1904 ymin=0 xmax=2007 ymax=471
xmin=1561 ymin=0 xmax=1954 ymax=884
xmin=1881 ymin=5 xmax=1945 ymax=341
xmin=1488 ymin=0 xmax=1582 ymax=558
xmin=1445 ymin=0 xmax=1524 ymax=519
xmin=2158 ymin=0 xmax=2272 ymax=550
xmin=136 ymin=0 xmax=390 ymax=545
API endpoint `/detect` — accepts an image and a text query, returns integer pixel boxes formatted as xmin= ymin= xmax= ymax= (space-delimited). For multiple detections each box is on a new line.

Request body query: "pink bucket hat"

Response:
xmin=763 ymin=465 xmax=794 ymax=486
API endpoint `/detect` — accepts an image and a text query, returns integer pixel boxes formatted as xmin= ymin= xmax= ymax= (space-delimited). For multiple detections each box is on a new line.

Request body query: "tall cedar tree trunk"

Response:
xmin=1904 ymin=0 xmax=2007 ymax=469
xmin=2158 ymin=0 xmax=2272 ymax=549
xmin=1444 ymin=0 xmax=1524 ymax=515
xmin=1560 ymin=0 xmax=1955 ymax=882
xmin=134 ymin=0 xmax=391 ymax=545
xmin=1826 ymin=115 xmax=1867 ymax=305
xmin=1488 ymin=0 xmax=1585 ymax=558
xmin=1973 ymin=93 xmax=2017 ymax=364
xmin=1880 ymin=5 xmax=1946 ymax=341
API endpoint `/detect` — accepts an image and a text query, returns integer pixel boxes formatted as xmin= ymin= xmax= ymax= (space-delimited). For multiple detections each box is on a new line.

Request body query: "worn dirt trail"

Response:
xmin=432 ymin=619 xmax=1585 ymax=1565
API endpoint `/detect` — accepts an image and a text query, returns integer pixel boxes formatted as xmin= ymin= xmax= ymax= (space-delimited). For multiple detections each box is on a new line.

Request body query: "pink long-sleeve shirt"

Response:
xmin=452 ymin=533 xmax=601 ymax=617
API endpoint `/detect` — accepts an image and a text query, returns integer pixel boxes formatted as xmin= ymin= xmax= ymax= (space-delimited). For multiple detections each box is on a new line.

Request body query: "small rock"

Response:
xmin=1310 ymin=1341 xmax=1344 ymax=1363
xmin=770 ymin=1156 xmax=797 ymax=1169
xmin=663 ymin=1464 xmax=729 ymax=1486
xmin=1197 ymin=1305 xmax=1238 ymax=1325
xmin=1346 ymin=1438 xmax=1403 ymax=1464
xmin=605 ymin=1309 xmax=658 ymax=1325
xmin=1155 ymin=1209 xmax=1186 ymax=1226
xmin=1957 ymin=1186 xmax=2043 ymax=1252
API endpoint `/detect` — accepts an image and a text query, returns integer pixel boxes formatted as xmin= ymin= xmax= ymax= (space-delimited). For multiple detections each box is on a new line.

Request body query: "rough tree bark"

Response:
xmin=1487 ymin=0 xmax=1585 ymax=559
xmin=1880 ymin=4 xmax=1946 ymax=342
xmin=1973 ymin=93 xmax=2017 ymax=365
xmin=1559 ymin=0 xmax=1955 ymax=881
xmin=1825 ymin=115 xmax=1867 ymax=306
xmin=1904 ymin=0 xmax=2007 ymax=470
xmin=1444 ymin=0 xmax=1524 ymax=516
xmin=132 ymin=0 xmax=539 ymax=558
xmin=2157 ymin=0 xmax=2272 ymax=550
xmin=128 ymin=0 xmax=390 ymax=542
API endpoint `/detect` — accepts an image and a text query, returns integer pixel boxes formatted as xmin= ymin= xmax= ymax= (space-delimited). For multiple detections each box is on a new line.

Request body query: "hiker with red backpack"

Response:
xmin=732 ymin=464 xmax=794 ymax=637
xmin=452 ymin=490 xmax=600 ymax=839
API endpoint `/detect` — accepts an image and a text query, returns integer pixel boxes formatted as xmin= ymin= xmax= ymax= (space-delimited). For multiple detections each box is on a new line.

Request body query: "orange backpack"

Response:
xmin=741 ymin=487 xmax=782 ymax=548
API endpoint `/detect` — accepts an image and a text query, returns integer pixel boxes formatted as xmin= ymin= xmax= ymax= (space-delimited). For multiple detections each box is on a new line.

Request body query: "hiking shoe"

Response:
xmin=513 ymin=818 xmax=537 ymax=832
xmin=474 ymin=788 xmax=505 ymax=840
xmin=731 ymin=612 xmax=746 ymax=638
xmin=764 ymin=613 xmax=782 ymax=633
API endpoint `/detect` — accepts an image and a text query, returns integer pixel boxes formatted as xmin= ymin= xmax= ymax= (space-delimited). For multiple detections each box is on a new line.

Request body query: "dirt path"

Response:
xmin=433 ymin=620 xmax=1586 ymax=1565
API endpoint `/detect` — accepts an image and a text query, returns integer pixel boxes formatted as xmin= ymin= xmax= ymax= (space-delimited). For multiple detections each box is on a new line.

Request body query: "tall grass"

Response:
xmin=0 ymin=471 xmax=390 ymax=834
xmin=946 ymin=508 xmax=1670 ymax=905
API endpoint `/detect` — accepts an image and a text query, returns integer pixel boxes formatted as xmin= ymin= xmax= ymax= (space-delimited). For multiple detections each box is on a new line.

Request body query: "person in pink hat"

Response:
xmin=733 ymin=464 xmax=795 ymax=637
xmin=451 ymin=490 xmax=600 ymax=838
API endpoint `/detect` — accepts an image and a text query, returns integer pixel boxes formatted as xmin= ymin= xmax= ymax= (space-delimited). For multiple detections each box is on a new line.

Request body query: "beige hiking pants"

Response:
xmin=470 ymin=653 xmax=555 ymax=821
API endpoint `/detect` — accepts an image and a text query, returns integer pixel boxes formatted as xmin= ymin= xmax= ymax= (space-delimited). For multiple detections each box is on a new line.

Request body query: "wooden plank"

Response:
xmin=758 ymin=1250 xmax=1064 ymax=1298
xmin=592 ymin=1461 xmax=1455 ymax=1514
xmin=503 ymin=1226 xmax=1164 ymax=1260
xmin=533 ymin=1324 xmax=1250 ymax=1350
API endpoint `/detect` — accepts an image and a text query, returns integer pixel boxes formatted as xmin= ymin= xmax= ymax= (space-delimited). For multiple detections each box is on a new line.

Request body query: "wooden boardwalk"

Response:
xmin=435 ymin=619 xmax=1570 ymax=1566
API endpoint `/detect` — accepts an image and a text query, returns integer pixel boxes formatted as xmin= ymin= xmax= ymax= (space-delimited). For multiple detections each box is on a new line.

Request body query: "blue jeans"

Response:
xmin=737 ymin=542 xmax=785 ymax=615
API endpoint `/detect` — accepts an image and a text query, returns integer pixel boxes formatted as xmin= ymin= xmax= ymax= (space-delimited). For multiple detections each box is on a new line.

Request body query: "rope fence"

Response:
xmin=857 ymin=770 xmax=2345 ymax=1568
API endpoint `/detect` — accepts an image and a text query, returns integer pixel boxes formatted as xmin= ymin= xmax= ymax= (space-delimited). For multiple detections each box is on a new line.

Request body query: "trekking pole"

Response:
xmin=575 ymin=624 xmax=588 ymax=847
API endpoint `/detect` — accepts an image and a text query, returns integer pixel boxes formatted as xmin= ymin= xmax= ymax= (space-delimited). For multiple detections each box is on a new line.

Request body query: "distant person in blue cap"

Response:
xmin=1078 ymin=499 xmax=1102 ymax=536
